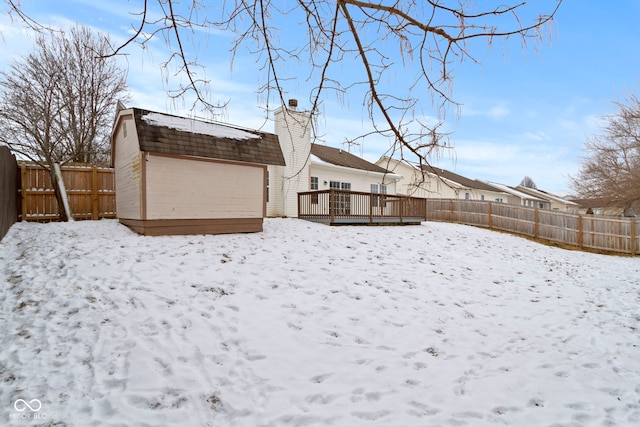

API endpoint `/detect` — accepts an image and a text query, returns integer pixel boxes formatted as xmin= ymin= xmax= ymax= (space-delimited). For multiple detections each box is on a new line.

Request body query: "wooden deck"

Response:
xmin=298 ymin=190 xmax=427 ymax=225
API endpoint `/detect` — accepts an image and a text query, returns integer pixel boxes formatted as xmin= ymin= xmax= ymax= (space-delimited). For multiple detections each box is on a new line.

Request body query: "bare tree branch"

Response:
xmin=0 ymin=25 xmax=129 ymax=220
xmin=571 ymin=95 xmax=640 ymax=215
xmin=4 ymin=0 xmax=562 ymax=171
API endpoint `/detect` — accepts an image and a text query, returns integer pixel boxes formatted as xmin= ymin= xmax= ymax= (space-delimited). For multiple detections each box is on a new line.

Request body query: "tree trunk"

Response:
xmin=47 ymin=165 xmax=70 ymax=222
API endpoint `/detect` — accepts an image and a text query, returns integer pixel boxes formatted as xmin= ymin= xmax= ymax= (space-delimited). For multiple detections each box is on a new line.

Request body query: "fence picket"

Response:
xmin=426 ymin=199 xmax=638 ymax=256
xmin=18 ymin=163 xmax=116 ymax=222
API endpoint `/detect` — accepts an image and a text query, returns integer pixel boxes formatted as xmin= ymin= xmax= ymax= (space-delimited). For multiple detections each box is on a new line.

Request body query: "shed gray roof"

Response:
xmin=132 ymin=108 xmax=285 ymax=166
xmin=311 ymin=144 xmax=389 ymax=174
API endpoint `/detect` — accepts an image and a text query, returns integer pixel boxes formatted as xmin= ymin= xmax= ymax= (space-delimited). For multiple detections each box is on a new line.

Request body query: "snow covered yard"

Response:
xmin=1 ymin=218 xmax=639 ymax=427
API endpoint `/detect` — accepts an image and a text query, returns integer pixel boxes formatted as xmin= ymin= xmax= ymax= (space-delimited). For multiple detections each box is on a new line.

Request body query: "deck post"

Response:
xmin=329 ymin=190 xmax=335 ymax=224
xmin=369 ymin=193 xmax=373 ymax=224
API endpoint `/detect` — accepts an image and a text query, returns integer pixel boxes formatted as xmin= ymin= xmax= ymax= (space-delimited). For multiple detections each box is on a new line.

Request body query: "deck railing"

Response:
xmin=298 ymin=195 xmax=639 ymax=255
xmin=298 ymin=190 xmax=426 ymax=224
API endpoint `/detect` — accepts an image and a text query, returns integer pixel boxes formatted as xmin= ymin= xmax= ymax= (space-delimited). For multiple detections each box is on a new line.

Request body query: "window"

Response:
xmin=266 ymin=171 xmax=270 ymax=203
xmin=480 ymin=195 xmax=485 ymax=201
xmin=330 ymin=181 xmax=351 ymax=215
xmin=371 ymin=184 xmax=379 ymax=207
xmin=465 ymin=192 xmax=470 ymax=200
xmin=310 ymin=176 xmax=319 ymax=204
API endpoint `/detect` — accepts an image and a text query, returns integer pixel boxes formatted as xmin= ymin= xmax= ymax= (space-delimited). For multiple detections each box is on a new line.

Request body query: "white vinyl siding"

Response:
xmin=273 ymin=108 xmax=311 ymax=217
xmin=114 ymin=113 xmax=142 ymax=220
xmin=145 ymin=155 xmax=265 ymax=220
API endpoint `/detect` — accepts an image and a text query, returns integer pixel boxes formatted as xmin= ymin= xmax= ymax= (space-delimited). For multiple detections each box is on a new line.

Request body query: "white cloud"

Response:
xmin=521 ymin=131 xmax=551 ymax=141
xmin=461 ymin=103 xmax=511 ymax=119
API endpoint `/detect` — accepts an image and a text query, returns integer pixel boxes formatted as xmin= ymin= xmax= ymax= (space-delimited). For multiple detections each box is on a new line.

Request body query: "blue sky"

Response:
xmin=1 ymin=1 xmax=639 ymax=194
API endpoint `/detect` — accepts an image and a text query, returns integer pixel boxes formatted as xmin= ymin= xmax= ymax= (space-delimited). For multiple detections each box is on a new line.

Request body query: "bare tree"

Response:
xmin=520 ymin=176 xmax=538 ymax=189
xmin=0 ymin=25 xmax=129 ymax=220
xmin=6 ymin=0 xmax=561 ymax=170
xmin=571 ymin=96 xmax=640 ymax=215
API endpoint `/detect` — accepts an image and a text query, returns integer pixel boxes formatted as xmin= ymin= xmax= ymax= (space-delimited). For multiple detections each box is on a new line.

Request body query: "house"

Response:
xmin=480 ymin=181 xmax=550 ymax=209
xmin=571 ymin=198 xmax=640 ymax=217
xmin=267 ymin=104 xmax=400 ymax=217
xmin=376 ymin=157 xmax=508 ymax=202
xmin=515 ymin=186 xmax=579 ymax=213
xmin=111 ymin=107 xmax=285 ymax=236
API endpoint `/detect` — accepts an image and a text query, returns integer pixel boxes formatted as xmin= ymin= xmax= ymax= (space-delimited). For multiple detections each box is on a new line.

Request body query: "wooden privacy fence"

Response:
xmin=0 ymin=146 xmax=18 ymax=240
xmin=426 ymin=199 xmax=639 ymax=256
xmin=298 ymin=189 xmax=426 ymax=224
xmin=19 ymin=163 xmax=116 ymax=222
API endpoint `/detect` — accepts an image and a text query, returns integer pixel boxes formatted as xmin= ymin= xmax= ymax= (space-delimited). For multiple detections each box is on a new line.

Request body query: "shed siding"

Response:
xmin=114 ymin=114 xmax=142 ymax=220
xmin=145 ymin=155 xmax=264 ymax=220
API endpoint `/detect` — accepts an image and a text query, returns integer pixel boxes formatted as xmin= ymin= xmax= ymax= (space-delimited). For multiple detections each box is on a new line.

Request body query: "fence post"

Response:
xmin=488 ymin=202 xmax=492 ymax=229
xmin=91 ymin=166 xmax=99 ymax=220
xmin=20 ymin=164 xmax=27 ymax=222
xmin=534 ymin=209 xmax=539 ymax=239
xmin=631 ymin=219 xmax=637 ymax=256
xmin=577 ymin=215 xmax=584 ymax=249
xmin=424 ymin=198 xmax=428 ymax=221
xmin=449 ymin=199 xmax=454 ymax=222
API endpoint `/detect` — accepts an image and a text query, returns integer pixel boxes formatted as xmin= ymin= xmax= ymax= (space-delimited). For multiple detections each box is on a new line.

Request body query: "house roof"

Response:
xmin=127 ymin=108 xmax=285 ymax=166
xmin=515 ymin=186 xmax=579 ymax=206
xmin=483 ymin=181 xmax=548 ymax=201
xmin=421 ymin=166 xmax=501 ymax=192
xmin=311 ymin=144 xmax=389 ymax=174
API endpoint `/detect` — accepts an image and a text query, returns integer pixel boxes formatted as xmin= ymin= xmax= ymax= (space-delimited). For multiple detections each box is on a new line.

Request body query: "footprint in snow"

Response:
xmin=310 ymin=373 xmax=332 ymax=383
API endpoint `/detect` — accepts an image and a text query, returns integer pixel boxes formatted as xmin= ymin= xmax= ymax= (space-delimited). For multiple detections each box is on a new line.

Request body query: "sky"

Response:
xmin=1 ymin=1 xmax=639 ymax=194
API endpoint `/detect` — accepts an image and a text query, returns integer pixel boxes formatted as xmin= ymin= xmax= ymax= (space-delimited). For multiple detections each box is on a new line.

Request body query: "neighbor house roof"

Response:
xmin=421 ymin=166 xmax=500 ymax=192
xmin=128 ymin=108 xmax=285 ymax=166
xmin=515 ymin=186 xmax=579 ymax=206
xmin=483 ymin=181 xmax=548 ymax=202
xmin=311 ymin=144 xmax=389 ymax=174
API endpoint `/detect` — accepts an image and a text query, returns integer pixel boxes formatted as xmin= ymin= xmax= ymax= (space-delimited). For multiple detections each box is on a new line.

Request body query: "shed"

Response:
xmin=111 ymin=107 xmax=285 ymax=236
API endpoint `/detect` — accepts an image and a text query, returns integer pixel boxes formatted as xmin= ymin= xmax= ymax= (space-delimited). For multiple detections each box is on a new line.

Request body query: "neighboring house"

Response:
xmin=515 ymin=186 xmax=579 ymax=213
xmin=571 ymin=198 xmax=640 ymax=217
xmin=376 ymin=157 xmax=508 ymax=202
xmin=267 ymin=105 xmax=400 ymax=217
xmin=111 ymin=107 xmax=285 ymax=235
xmin=482 ymin=181 xmax=551 ymax=209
